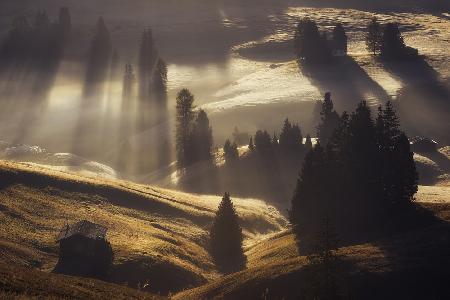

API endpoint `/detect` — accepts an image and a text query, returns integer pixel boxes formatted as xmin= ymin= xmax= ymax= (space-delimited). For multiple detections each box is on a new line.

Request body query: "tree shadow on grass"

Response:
xmin=300 ymin=56 xmax=391 ymax=112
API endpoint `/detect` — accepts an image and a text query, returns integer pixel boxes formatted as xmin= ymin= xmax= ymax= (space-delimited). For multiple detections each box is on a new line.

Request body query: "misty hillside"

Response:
xmin=0 ymin=160 xmax=286 ymax=296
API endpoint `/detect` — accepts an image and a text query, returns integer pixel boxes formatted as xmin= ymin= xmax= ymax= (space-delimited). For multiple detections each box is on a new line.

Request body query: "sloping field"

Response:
xmin=175 ymin=198 xmax=450 ymax=299
xmin=0 ymin=160 xmax=286 ymax=295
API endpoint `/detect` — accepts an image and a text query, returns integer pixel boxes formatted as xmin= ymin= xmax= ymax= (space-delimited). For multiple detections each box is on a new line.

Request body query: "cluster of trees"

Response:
xmin=0 ymin=7 xmax=71 ymax=70
xmin=176 ymin=89 xmax=213 ymax=167
xmin=289 ymin=96 xmax=418 ymax=253
xmin=209 ymin=193 xmax=246 ymax=274
xmin=294 ymin=18 xmax=347 ymax=62
xmin=223 ymin=117 xmax=313 ymax=165
xmin=365 ymin=18 xmax=418 ymax=60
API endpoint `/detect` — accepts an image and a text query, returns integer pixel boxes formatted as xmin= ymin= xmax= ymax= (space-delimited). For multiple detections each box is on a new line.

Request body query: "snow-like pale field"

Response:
xmin=0 ymin=3 xmax=449 ymax=170
xmin=169 ymin=8 xmax=450 ymax=113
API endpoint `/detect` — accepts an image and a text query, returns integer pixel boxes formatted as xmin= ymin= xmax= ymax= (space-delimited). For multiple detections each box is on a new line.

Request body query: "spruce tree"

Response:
xmin=289 ymin=143 xmax=327 ymax=253
xmin=366 ymin=17 xmax=382 ymax=55
xmin=224 ymin=139 xmax=239 ymax=164
xmin=332 ymin=23 xmax=347 ymax=55
xmin=176 ymin=88 xmax=195 ymax=167
xmin=210 ymin=193 xmax=246 ymax=273
xmin=248 ymin=137 xmax=255 ymax=153
xmin=190 ymin=109 xmax=213 ymax=163
xmin=381 ymin=23 xmax=407 ymax=59
xmin=305 ymin=134 xmax=313 ymax=152
xmin=317 ymin=92 xmax=340 ymax=145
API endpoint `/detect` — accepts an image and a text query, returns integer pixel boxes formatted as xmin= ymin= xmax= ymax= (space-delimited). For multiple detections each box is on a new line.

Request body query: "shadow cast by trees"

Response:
xmin=382 ymin=57 xmax=450 ymax=143
xmin=300 ymin=56 xmax=391 ymax=112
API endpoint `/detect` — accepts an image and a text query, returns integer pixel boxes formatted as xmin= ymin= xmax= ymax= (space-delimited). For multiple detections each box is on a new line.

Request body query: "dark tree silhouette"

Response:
xmin=122 ymin=64 xmax=135 ymax=99
xmin=289 ymin=143 xmax=327 ymax=253
xmin=254 ymin=130 xmax=272 ymax=154
xmin=332 ymin=23 xmax=347 ymax=56
xmin=317 ymin=92 xmax=340 ymax=145
xmin=209 ymin=193 xmax=246 ymax=273
xmin=294 ymin=18 xmax=331 ymax=62
xmin=224 ymin=139 xmax=239 ymax=164
xmin=305 ymin=134 xmax=313 ymax=152
xmin=190 ymin=109 xmax=213 ymax=163
xmin=176 ymin=89 xmax=195 ymax=167
xmin=248 ymin=137 xmax=255 ymax=153
xmin=138 ymin=29 xmax=158 ymax=100
xmin=366 ymin=17 xmax=382 ymax=55
xmin=84 ymin=17 xmax=112 ymax=97
xmin=291 ymin=100 xmax=418 ymax=253
xmin=381 ymin=23 xmax=407 ymax=59
xmin=152 ymin=58 xmax=168 ymax=99
xmin=279 ymin=118 xmax=303 ymax=153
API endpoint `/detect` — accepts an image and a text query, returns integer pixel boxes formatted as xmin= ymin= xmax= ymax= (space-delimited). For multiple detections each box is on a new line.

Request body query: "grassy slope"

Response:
xmin=0 ymin=160 xmax=286 ymax=296
xmin=175 ymin=190 xmax=450 ymax=299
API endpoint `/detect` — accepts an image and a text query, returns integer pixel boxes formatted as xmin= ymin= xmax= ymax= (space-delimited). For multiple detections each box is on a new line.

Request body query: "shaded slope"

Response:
xmin=175 ymin=199 xmax=450 ymax=299
xmin=0 ymin=160 xmax=286 ymax=295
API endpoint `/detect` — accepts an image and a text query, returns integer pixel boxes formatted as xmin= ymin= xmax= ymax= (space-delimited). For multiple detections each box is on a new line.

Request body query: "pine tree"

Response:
xmin=332 ymin=23 xmax=347 ymax=55
xmin=317 ymin=92 xmax=340 ymax=146
xmin=138 ymin=29 xmax=158 ymax=100
xmin=190 ymin=109 xmax=213 ymax=163
xmin=224 ymin=139 xmax=239 ymax=164
xmin=84 ymin=17 xmax=112 ymax=96
xmin=366 ymin=17 xmax=382 ymax=55
xmin=289 ymin=143 xmax=327 ymax=253
xmin=122 ymin=64 xmax=135 ymax=99
xmin=176 ymin=89 xmax=195 ymax=167
xmin=381 ymin=23 xmax=406 ymax=59
xmin=254 ymin=130 xmax=272 ymax=154
xmin=152 ymin=58 xmax=167 ymax=99
xmin=248 ymin=137 xmax=255 ymax=153
xmin=294 ymin=18 xmax=330 ymax=62
xmin=210 ymin=193 xmax=246 ymax=273
xmin=305 ymin=134 xmax=313 ymax=152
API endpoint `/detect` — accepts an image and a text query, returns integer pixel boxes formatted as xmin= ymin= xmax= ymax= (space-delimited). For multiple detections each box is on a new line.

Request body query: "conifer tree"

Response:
xmin=224 ymin=139 xmax=239 ymax=164
xmin=190 ymin=109 xmax=213 ymax=163
xmin=332 ymin=23 xmax=347 ymax=55
xmin=138 ymin=29 xmax=158 ymax=100
xmin=381 ymin=23 xmax=406 ymax=59
xmin=210 ymin=193 xmax=246 ymax=273
xmin=317 ymin=92 xmax=340 ymax=145
xmin=176 ymin=88 xmax=195 ymax=166
xmin=366 ymin=17 xmax=382 ymax=55
xmin=305 ymin=134 xmax=313 ymax=152
xmin=84 ymin=17 xmax=112 ymax=96
xmin=248 ymin=137 xmax=255 ymax=153
xmin=122 ymin=64 xmax=135 ymax=99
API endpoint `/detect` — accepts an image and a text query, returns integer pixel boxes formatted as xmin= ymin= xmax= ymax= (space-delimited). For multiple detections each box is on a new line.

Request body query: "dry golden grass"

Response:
xmin=175 ymin=201 xmax=450 ymax=299
xmin=0 ymin=160 xmax=286 ymax=295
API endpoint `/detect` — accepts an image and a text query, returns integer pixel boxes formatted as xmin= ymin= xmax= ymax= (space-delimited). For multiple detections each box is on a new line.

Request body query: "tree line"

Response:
xmin=289 ymin=96 xmax=418 ymax=253
xmin=294 ymin=17 xmax=418 ymax=63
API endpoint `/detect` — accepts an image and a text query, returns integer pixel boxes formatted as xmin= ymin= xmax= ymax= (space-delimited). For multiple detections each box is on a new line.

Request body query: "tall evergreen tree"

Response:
xmin=210 ymin=193 xmax=246 ymax=273
xmin=176 ymin=88 xmax=195 ymax=167
xmin=381 ymin=23 xmax=406 ymax=59
xmin=84 ymin=17 xmax=112 ymax=96
xmin=332 ymin=23 xmax=347 ymax=55
xmin=248 ymin=137 xmax=255 ymax=153
xmin=152 ymin=58 xmax=167 ymax=99
xmin=254 ymin=130 xmax=272 ymax=154
xmin=289 ymin=143 xmax=327 ymax=253
xmin=366 ymin=17 xmax=382 ymax=55
xmin=224 ymin=139 xmax=239 ymax=164
xmin=317 ymin=92 xmax=340 ymax=145
xmin=294 ymin=18 xmax=330 ymax=62
xmin=190 ymin=109 xmax=213 ymax=163
xmin=305 ymin=134 xmax=313 ymax=152
xmin=138 ymin=29 xmax=158 ymax=100
xmin=122 ymin=64 xmax=135 ymax=99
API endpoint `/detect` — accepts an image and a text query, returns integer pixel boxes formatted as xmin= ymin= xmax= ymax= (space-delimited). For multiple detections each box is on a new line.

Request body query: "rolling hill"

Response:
xmin=0 ymin=160 xmax=286 ymax=297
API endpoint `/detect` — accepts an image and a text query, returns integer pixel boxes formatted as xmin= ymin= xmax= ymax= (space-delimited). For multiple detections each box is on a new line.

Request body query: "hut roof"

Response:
xmin=57 ymin=220 xmax=107 ymax=241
